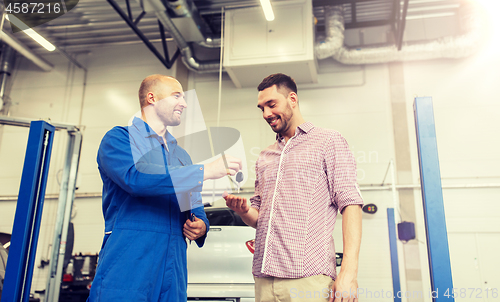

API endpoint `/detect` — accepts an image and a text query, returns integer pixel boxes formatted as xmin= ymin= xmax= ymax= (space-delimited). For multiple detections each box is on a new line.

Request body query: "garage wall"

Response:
xmin=0 ymin=40 xmax=499 ymax=301
xmin=403 ymin=50 xmax=500 ymax=301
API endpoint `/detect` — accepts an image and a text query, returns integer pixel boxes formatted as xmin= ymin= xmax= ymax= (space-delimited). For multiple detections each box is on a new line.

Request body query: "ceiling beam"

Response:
xmin=351 ymin=2 xmax=357 ymax=24
xmin=396 ymin=0 xmax=410 ymax=50
xmin=390 ymin=0 xmax=400 ymax=43
xmin=107 ymin=0 xmax=179 ymax=69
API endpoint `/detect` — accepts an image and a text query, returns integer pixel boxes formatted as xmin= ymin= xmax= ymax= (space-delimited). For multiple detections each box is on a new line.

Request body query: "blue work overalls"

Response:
xmin=87 ymin=118 xmax=209 ymax=302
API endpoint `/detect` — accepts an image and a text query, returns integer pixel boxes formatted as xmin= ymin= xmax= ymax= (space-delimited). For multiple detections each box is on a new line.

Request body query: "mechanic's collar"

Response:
xmin=132 ymin=116 xmax=177 ymax=146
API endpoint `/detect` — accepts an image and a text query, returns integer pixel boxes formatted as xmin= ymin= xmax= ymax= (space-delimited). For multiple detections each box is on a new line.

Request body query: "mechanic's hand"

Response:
xmin=203 ymin=155 xmax=242 ymax=180
xmin=183 ymin=217 xmax=207 ymax=241
xmin=223 ymin=191 xmax=249 ymax=215
xmin=330 ymin=271 xmax=359 ymax=302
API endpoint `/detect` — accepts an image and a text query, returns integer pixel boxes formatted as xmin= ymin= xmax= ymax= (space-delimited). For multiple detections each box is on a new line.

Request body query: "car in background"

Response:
xmin=187 ymin=207 xmax=255 ymax=302
xmin=186 ymin=206 xmax=344 ymax=302
xmin=0 ymin=233 xmax=10 ymax=300
xmin=1 ymin=244 xmax=7 ymax=299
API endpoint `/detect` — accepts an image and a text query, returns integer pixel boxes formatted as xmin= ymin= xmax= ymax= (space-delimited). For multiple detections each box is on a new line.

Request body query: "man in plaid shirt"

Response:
xmin=225 ymin=73 xmax=363 ymax=302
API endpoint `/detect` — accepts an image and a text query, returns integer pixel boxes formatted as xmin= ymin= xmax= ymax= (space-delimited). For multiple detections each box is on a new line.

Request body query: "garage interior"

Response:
xmin=0 ymin=0 xmax=499 ymax=301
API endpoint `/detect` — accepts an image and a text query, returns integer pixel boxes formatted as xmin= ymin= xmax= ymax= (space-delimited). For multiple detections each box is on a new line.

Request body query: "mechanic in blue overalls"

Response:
xmin=87 ymin=75 xmax=242 ymax=302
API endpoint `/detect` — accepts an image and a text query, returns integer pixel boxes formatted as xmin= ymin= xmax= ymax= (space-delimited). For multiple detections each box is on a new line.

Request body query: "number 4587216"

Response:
xmin=5 ymin=2 xmax=61 ymax=14
xmin=443 ymin=288 xmax=498 ymax=299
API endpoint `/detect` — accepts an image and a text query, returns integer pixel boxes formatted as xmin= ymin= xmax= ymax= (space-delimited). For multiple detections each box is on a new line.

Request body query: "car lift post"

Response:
xmin=414 ymin=97 xmax=454 ymax=301
xmin=44 ymin=129 xmax=82 ymax=302
xmin=387 ymin=208 xmax=402 ymax=302
xmin=1 ymin=121 xmax=55 ymax=302
xmin=0 ymin=116 xmax=82 ymax=302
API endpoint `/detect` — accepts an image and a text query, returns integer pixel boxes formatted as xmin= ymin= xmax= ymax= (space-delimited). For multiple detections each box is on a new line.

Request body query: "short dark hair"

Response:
xmin=257 ymin=73 xmax=298 ymax=96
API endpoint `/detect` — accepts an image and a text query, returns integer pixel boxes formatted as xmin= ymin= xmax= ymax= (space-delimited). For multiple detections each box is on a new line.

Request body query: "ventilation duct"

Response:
xmin=164 ymin=0 xmax=192 ymax=17
xmin=197 ymin=36 xmax=221 ymax=49
xmin=0 ymin=44 xmax=16 ymax=113
xmin=164 ymin=0 xmax=220 ymax=48
xmin=315 ymin=0 xmax=485 ymax=64
xmin=142 ymin=0 xmax=220 ymax=73
xmin=163 ymin=0 xmax=221 ymax=48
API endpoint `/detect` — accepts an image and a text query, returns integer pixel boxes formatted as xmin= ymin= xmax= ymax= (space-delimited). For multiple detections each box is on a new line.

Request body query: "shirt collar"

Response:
xmin=276 ymin=121 xmax=314 ymax=142
xmin=131 ymin=116 xmax=177 ymax=145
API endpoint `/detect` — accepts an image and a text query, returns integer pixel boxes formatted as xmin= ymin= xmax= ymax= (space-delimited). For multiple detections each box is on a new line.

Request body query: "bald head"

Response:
xmin=138 ymin=75 xmax=180 ymax=109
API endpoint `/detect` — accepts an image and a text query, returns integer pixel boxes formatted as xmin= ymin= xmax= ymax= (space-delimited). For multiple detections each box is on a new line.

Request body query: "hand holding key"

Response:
xmin=183 ymin=213 xmax=206 ymax=243
xmin=235 ymin=172 xmax=243 ymax=193
xmin=203 ymin=154 xmax=242 ymax=180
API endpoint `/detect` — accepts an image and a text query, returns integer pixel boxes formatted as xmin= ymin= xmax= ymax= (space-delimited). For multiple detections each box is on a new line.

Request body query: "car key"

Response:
xmin=189 ymin=213 xmax=196 ymax=245
xmin=236 ymin=172 xmax=243 ymax=193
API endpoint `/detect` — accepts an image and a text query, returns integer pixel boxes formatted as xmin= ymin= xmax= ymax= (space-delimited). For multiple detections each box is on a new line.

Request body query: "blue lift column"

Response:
xmin=414 ymin=97 xmax=454 ymax=301
xmin=387 ymin=208 xmax=402 ymax=302
xmin=387 ymin=208 xmax=401 ymax=302
xmin=1 ymin=121 xmax=55 ymax=302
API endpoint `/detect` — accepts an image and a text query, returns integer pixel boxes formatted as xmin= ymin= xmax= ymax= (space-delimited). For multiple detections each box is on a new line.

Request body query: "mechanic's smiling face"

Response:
xmin=154 ymin=78 xmax=187 ymax=127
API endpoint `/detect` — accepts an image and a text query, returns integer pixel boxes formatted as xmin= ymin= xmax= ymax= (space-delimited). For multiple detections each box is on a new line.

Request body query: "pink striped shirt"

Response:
xmin=250 ymin=122 xmax=363 ymax=279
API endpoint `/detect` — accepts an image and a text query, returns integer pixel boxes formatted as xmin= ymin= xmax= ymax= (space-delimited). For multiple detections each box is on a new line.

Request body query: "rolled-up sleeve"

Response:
xmin=325 ymin=132 xmax=363 ymax=214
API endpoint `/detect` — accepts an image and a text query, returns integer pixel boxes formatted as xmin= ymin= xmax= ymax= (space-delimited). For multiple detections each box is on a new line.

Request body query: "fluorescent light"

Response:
xmin=407 ymin=4 xmax=460 ymax=12
xmin=5 ymin=14 xmax=56 ymax=51
xmin=406 ymin=12 xmax=456 ymax=20
xmin=260 ymin=0 xmax=275 ymax=21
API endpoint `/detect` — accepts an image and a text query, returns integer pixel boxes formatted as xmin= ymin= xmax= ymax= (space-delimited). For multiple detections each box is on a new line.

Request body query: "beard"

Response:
xmin=268 ymin=103 xmax=293 ymax=134
xmin=170 ymin=114 xmax=181 ymax=127
xmin=160 ymin=109 xmax=182 ymax=127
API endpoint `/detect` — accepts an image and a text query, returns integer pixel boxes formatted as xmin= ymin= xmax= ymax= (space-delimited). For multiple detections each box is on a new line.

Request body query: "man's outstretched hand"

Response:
xmin=223 ymin=191 xmax=250 ymax=215
xmin=222 ymin=191 xmax=258 ymax=228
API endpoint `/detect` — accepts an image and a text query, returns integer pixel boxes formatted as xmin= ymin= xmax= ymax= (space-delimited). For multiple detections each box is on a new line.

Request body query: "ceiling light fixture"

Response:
xmin=406 ymin=12 xmax=456 ymax=20
xmin=260 ymin=0 xmax=275 ymax=21
xmin=5 ymin=14 xmax=56 ymax=52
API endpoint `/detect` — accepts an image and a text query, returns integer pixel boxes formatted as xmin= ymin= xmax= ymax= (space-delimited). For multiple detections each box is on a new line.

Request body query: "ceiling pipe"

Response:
xmin=143 ymin=0 xmax=220 ymax=73
xmin=0 ymin=43 xmax=16 ymax=112
xmin=0 ymin=30 xmax=53 ymax=71
xmin=315 ymin=0 xmax=485 ymax=64
xmin=197 ymin=36 xmax=221 ymax=48
xmin=164 ymin=0 xmax=192 ymax=17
